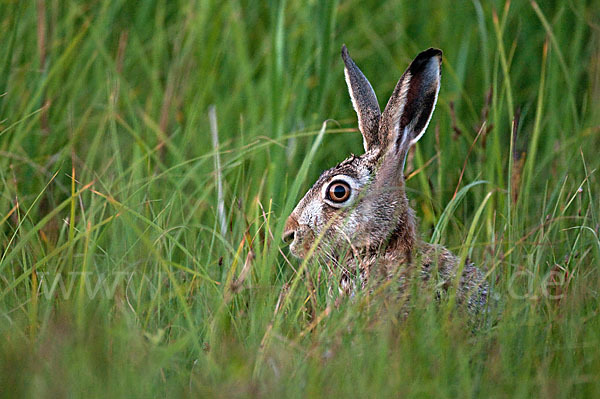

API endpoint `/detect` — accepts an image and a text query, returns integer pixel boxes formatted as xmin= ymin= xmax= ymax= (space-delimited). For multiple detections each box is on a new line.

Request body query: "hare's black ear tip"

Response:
xmin=341 ymin=44 xmax=354 ymax=65
xmin=341 ymin=44 xmax=349 ymax=57
xmin=419 ymin=48 xmax=443 ymax=60
xmin=409 ymin=48 xmax=443 ymax=74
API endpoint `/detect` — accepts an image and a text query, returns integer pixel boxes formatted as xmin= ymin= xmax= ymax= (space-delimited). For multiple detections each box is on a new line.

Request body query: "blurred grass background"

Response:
xmin=0 ymin=0 xmax=599 ymax=397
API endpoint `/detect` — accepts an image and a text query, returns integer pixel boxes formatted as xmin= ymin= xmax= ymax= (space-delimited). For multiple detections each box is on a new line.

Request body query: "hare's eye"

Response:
xmin=327 ymin=181 xmax=351 ymax=203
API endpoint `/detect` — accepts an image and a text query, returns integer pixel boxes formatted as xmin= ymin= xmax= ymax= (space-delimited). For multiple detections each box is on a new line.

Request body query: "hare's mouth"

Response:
xmin=286 ymin=228 xmax=316 ymax=259
xmin=288 ymin=240 xmax=303 ymax=259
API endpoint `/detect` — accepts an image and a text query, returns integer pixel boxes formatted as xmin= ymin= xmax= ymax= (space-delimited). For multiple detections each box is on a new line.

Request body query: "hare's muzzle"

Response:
xmin=282 ymin=215 xmax=299 ymax=243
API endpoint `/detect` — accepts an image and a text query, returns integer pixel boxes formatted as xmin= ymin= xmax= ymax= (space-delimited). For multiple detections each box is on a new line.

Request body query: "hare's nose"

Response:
xmin=282 ymin=215 xmax=299 ymax=243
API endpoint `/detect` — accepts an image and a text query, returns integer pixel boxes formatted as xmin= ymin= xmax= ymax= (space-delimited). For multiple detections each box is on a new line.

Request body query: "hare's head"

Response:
xmin=283 ymin=46 xmax=442 ymax=263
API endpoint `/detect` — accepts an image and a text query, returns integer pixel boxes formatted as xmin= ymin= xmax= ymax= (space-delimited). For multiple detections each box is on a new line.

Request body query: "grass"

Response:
xmin=1 ymin=0 xmax=599 ymax=397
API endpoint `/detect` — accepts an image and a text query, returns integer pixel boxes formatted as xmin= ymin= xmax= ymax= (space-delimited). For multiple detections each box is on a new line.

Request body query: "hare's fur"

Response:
xmin=283 ymin=46 xmax=488 ymax=313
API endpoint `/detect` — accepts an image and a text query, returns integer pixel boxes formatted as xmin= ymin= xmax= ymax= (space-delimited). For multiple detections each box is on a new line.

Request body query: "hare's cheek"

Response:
xmin=332 ymin=214 xmax=360 ymax=242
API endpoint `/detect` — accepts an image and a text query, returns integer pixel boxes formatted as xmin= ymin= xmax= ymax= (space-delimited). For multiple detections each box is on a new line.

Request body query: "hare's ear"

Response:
xmin=379 ymin=48 xmax=441 ymax=158
xmin=342 ymin=45 xmax=381 ymax=152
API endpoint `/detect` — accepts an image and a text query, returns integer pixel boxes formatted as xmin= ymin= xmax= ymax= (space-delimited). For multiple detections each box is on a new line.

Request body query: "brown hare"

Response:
xmin=282 ymin=45 xmax=488 ymax=314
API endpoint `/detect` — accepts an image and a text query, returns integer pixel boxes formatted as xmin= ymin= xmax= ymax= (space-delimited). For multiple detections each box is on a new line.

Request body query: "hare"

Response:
xmin=283 ymin=45 xmax=488 ymax=314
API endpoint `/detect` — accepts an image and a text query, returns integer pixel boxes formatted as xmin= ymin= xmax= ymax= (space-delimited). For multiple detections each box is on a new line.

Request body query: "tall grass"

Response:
xmin=0 ymin=0 xmax=599 ymax=397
